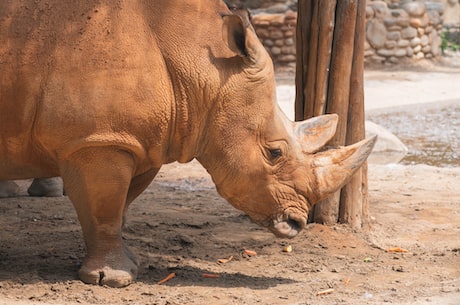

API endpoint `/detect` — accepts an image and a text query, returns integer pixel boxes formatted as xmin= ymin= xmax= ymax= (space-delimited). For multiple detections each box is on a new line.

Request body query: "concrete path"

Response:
xmin=276 ymin=62 xmax=460 ymax=120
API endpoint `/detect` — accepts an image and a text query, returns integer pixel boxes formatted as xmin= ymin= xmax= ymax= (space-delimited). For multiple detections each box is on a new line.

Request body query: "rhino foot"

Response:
xmin=78 ymin=246 xmax=139 ymax=288
xmin=0 ymin=181 xmax=20 ymax=198
xmin=27 ymin=177 xmax=64 ymax=197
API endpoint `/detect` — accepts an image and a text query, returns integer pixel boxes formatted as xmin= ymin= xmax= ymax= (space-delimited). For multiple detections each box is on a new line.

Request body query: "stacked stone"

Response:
xmin=251 ymin=11 xmax=297 ymax=68
xmin=365 ymin=0 xmax=444 ymax=64
xmin=251 ymin=1 xmax=446 ymax=68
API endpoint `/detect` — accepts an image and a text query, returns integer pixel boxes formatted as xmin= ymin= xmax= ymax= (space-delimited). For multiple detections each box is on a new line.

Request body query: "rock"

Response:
xmin=425 ymin=2 xmax=444 ymax=14
xmin=392 ymin=9 xmax=410 ymax=27
xmin=284 ymin=10 xmax=297 ymax=22
xmin=422 ymin=45 xmax=431 ymax=53
xmin=420 ymin=35 xmax=429 ymax=46
xmin=410 ymin=37 xmax=421 ymax=47
xmin=427 ymin=9 xmax=442 ymax=26
xmin=274 ymin=39 xmax=284 ymax=47
xmin=269 ymin=29 xmax=283 ymax=39
xmin=370 ymin=1 xmax=390 ymax=19
xmin=366 ymin=5 xmax=375 ymax=19
xmin=367 ymin=20 xmax=387 ymax=49
xmin=401 ymin=26 xmax=417 ymax=39
xmin=365 ymin=49 xmax=376 ymax=57
xmin=271 ymin=46 xmax=281 ymax=55
xmin=385 ymin=40 xmax=397 ymax=49
xmin=415 ymin=51 xmax=425 ymax=59
xmin=365 ymin=121 xmax=408 ymax=164
xmin=365 ymin=40 xmax=371 ymax=50
xmin=401 ymin=1 xmax=426 ymax=17
xmin=377 ymin=48 xmax=396 ymax=57
xmin=281 ymin=45 xmax=296 ymax=54
xmin=284 ymin=37 xmax=294 ymax=46
xmin=265 ymin=3 xmax=290 ymax=14
xmin=284 ymin=30 xmax=295 ymax=37
xmin=388 ymin=56 xmax=399 ymax=63
xmin=406 ymin=46 xmax=414 ymax=57
xmin=409 ymin=16 xmax=428 ymax=28
xmin=395 ymin=48 xmax=407 ymax=57
xmin=264 ymin=39 xmax=274 ymax=47
xmin=430 ymin=30 xmax=442 ymax=56
xmin=278 ymin=54 xmax=296 ymax=62
xmin=387 ymin=31 xmax=401 ymax=41
xmin=369 ymin=54 xmax=387 ymax=63
xmin=397 ymin=39 xmax=410 ymax=48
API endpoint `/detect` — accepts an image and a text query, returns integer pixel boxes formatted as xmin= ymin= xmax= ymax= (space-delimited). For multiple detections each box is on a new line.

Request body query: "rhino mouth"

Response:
xmin=271 ymin=213 xmax=307 ymax=238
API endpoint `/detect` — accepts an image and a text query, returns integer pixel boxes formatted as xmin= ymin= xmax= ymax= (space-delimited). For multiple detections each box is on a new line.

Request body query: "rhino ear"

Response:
xmin=309 ymin=136 xmax=377 ymax=203
xmin=294 ymin=114 xmax=338 ymax=154
xmin=222 ymin=12 xmax=261 ymax=63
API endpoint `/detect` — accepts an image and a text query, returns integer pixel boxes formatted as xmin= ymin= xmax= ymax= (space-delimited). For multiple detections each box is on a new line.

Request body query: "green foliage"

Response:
xmin=441 ymin=32 xmax=460 ymax=53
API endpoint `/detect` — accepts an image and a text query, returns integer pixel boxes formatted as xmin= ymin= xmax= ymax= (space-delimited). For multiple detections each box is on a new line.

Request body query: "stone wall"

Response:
xmin=251 ymin=0 xmax=451 ymax=67
xmin=252 ymin=11 xmax=297 ymax=69
xmin=365 ymin=0 xmax=443 ymax=63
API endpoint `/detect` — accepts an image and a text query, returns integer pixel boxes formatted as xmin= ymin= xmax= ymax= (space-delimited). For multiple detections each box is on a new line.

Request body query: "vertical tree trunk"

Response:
xmin=295 ymin=0 xmax=369 ymax=228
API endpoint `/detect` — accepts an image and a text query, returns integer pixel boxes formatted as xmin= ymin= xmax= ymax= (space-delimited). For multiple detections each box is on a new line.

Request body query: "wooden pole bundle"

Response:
xmin=295 ymin=0 xmax=368 ymax=228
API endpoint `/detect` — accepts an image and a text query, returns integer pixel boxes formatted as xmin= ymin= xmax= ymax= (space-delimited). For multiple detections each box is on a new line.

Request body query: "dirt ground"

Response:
xmin=1 ymin=59 xmax=459 ymax=305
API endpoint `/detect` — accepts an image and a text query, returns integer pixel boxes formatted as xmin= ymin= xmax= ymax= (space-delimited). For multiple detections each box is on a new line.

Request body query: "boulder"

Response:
xmin=366 ymin=121 xmax=408 ymax=164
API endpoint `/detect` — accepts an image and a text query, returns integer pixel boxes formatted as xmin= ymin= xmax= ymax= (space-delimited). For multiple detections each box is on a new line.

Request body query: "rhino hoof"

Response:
xmin=79 ymin=267 xmax=137 ymax=288
xmin=0 ymin=181 xmax=20 ymax=198
xmin=78 ymin=247 xmax=139 ymax=287
xmin=27 ymin=178 xmax=64 ymax=197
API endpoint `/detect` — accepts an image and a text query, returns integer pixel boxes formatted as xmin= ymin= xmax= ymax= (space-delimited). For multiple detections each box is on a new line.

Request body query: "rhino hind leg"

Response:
xmin=123 ymin=168 xmax=159 ymax=226
xmin=27 ymin=177 xmax=64 ymax=197
xmin=0 ymin=180 xmax=21 ymax=198
xmin=59 ymin=147 xmax=140 ymax=287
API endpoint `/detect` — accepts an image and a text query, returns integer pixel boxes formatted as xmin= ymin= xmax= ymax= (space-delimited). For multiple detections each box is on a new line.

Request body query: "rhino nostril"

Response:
xmin=287 ymin=217 xmax=304 ymax=232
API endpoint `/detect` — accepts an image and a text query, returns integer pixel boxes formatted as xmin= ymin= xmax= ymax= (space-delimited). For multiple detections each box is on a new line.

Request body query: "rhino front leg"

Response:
xmin=59 ymin=147 xmax=140 ymax=287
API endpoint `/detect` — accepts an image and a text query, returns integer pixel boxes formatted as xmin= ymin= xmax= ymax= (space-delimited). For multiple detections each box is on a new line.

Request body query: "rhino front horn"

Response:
xmin=309 ymin=135 xmax=377 ymax=203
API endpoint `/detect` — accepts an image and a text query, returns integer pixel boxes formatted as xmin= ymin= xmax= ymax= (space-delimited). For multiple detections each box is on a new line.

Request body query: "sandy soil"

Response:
xmin=1 ymin=58 xmax=459 ymax=305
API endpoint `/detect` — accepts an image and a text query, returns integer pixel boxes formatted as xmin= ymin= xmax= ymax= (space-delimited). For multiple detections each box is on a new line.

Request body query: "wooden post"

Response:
xmin=295 ymin=0 xmax=369 ymax=227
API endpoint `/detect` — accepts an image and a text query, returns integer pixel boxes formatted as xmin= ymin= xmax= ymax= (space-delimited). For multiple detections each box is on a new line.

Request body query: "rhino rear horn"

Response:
xmin=310 ymin=136 xmax=377 ymax=203
xmin=294 ymin=114 xmax=338 ymax=154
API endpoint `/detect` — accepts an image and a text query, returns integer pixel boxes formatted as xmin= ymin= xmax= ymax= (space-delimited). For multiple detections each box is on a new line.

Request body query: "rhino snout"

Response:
xmin=272 ymin=214 xmax=307 ymax=238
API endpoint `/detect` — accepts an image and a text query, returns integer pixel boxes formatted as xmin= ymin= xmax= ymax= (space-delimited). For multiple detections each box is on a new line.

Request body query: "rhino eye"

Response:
xmin=269 ymin=148 xmax=282 ymax=159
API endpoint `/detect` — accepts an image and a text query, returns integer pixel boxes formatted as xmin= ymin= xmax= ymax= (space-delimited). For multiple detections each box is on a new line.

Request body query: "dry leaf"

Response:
xmin=202 ymin=273 xmax=220 ymax=278
xmin=316 ymin=288 xmax=334 ymax=296
xmin=218 ymin=255 xmax=234 ymax=264
xmin=386 ymin=247 xmax=409 ymax=253
xmin=243 ymin=249 xmax=257 ymax=256
xmin=157 ymin=272 xmax=175 ymax=285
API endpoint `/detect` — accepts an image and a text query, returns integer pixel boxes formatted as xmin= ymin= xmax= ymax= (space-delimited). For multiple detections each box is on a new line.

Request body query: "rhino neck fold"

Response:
xmin=165 ymin=71 xmax=216 ymax=165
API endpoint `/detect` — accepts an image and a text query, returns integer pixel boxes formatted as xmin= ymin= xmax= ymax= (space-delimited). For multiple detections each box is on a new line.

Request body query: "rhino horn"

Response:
xmin=294 ymin=114 xmax=338 ymax=154
xmin=309 ymin=135 xmax=377 ymax=203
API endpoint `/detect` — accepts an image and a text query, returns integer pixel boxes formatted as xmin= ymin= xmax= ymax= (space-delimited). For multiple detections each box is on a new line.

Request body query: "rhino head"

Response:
xmin=195 ymin=10 xmax=376 ymax=238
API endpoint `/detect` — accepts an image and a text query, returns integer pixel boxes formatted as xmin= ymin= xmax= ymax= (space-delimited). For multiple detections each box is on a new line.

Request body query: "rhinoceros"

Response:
xmin=0 ymin=178 xmax=64 ymax=197
xmin=0 ymin=0 xmax=375 ymax=287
